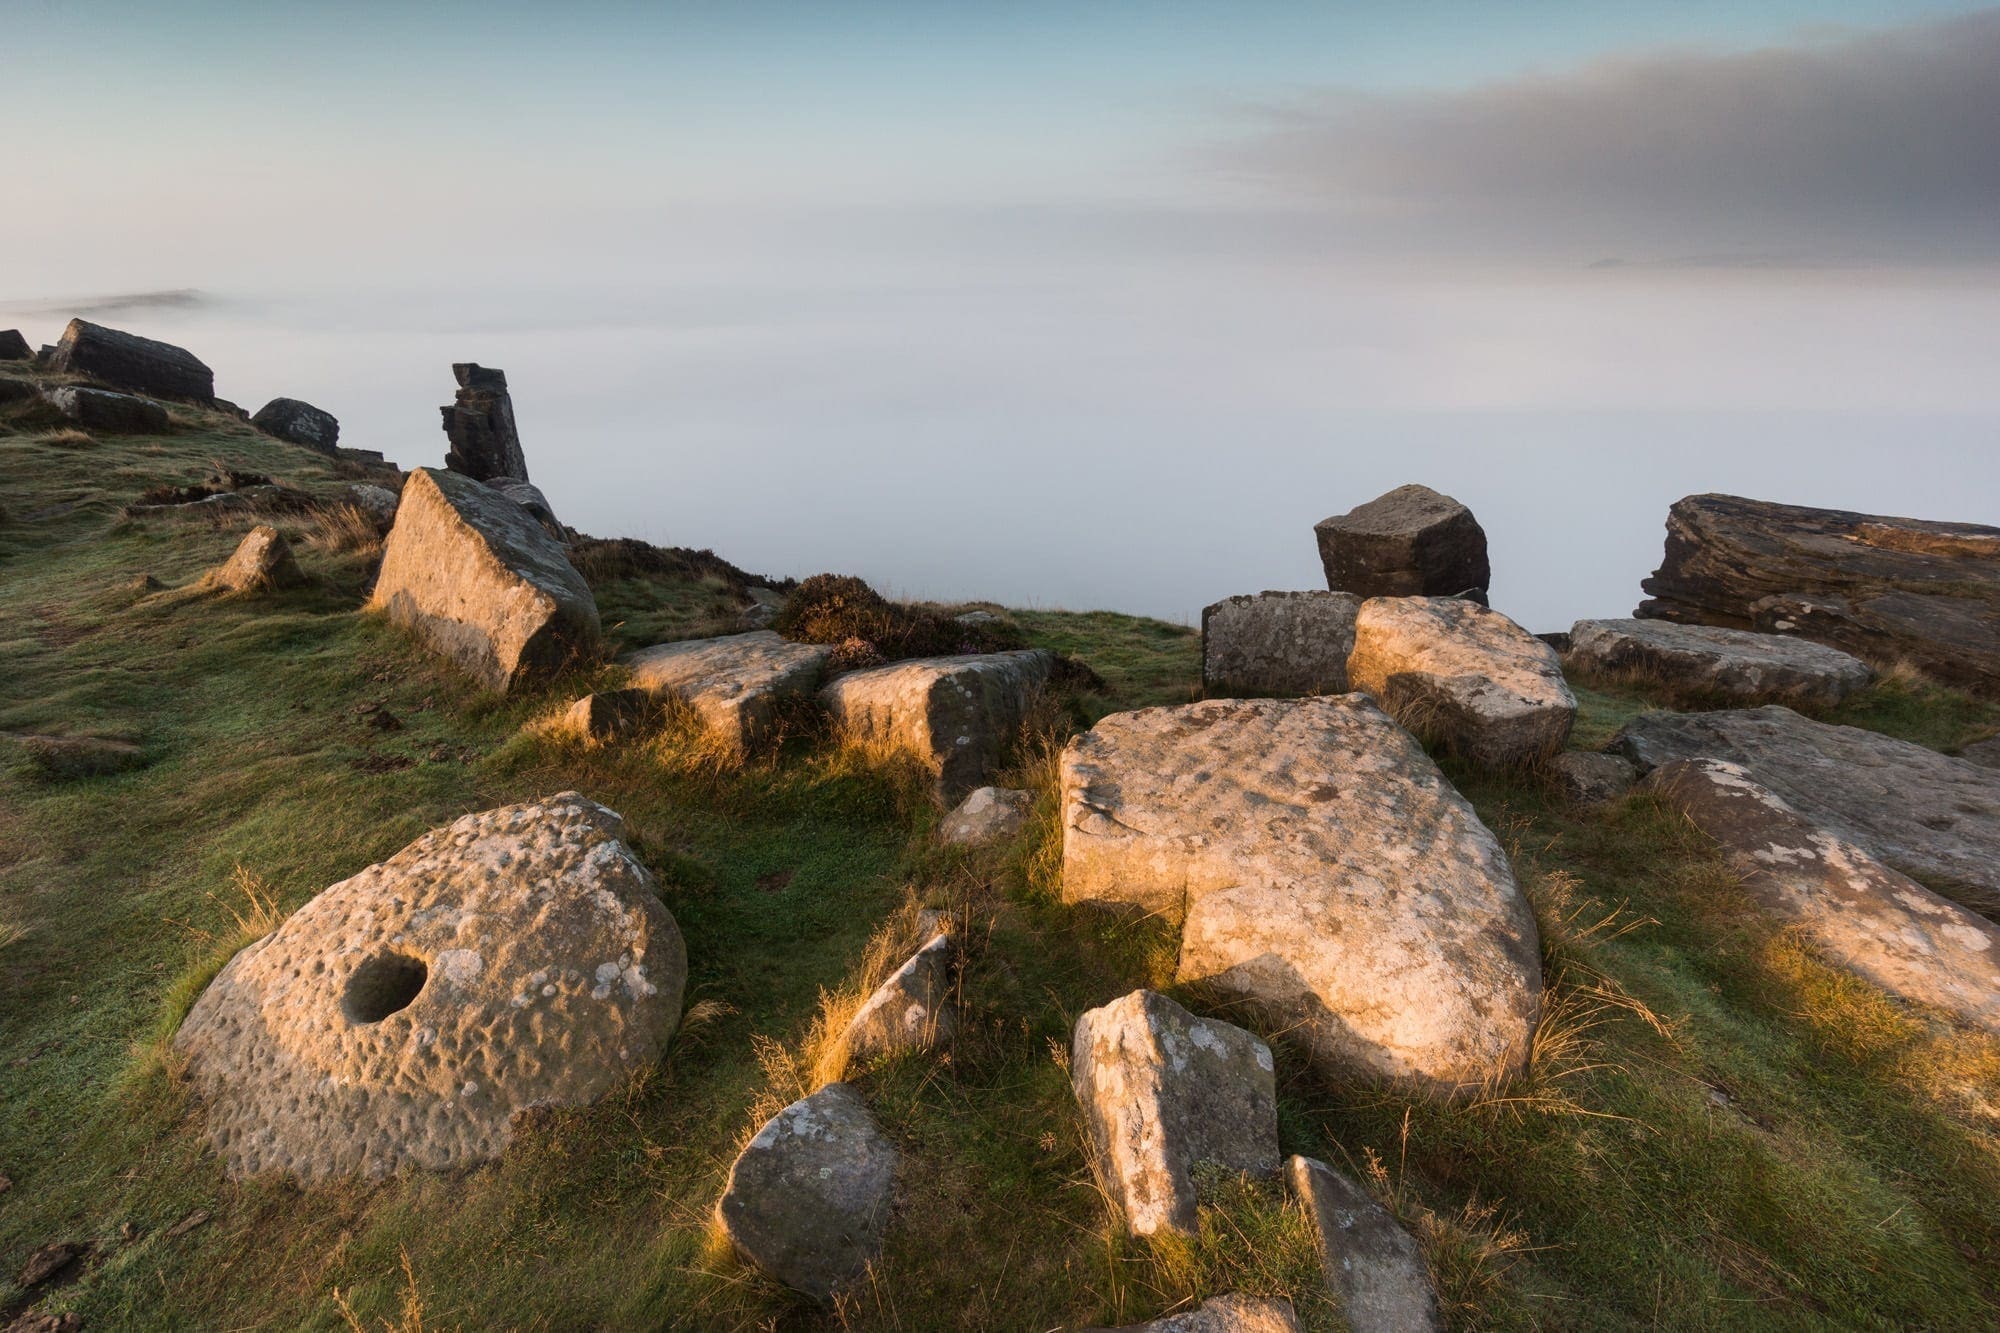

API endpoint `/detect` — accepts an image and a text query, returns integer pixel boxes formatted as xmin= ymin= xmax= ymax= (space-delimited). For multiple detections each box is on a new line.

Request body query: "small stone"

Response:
xmin=43 ymin=386 xmax=169 ymax=434
xmin=563 ymin=689 xmax=654 ymax=741
xmin=203 ymin=525 xmax=304 ymax=593
xmin=345 ymin=484 xmax=400 ymax=526
xmin=1287 ymin=1156 xmax=1442 ymax=1333
xmin=840 ymin=933 xmax=957 ymax=1067
xmin=1200 ymin=590 xmax=1360 ymax=698
xmin=1547 ymin=751 xmax=1638 ymax=807
xmin=6 ymin=1312 xmax=84 ymax=1333
xmin=939 ymin=786 xmax=1032 ymax=846
xmin=1089 ymin=1293 xmax=1301 ymax=1332
xmin=250 ymin=398 xmax=339 ymax=453
xmin=129 ymin=574 xmax=165 ymax=593
xmin=17 ymin=1241 xmax=80 ymax=1289
xmin=164 ymin=1209 xmax=211 ymax=1239
xmin=1315 ymin=484 xmax=1489 ymax=603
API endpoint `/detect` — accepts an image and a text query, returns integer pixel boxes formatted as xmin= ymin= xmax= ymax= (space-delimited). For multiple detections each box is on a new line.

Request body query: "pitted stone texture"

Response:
xmin=1315 ymin=484 xmax=1489 ymax=603
xmin=1201 ymin=590 xmax=1360 ymax=698
xmin=205 ymin=524 xmax=304 ymax=592
xmin=623 ymin=631 xmax=831 ymax=759
xmin=939 ymin=785 xmax=1033 ymax=846
xmin=1349 ymin=597 xmax=1575 ymax=768
xmin=1072 ymin=990 xmax=1279 ymax=1239
xmin=819 ymin=649 xmax=1053 ymax=802
xmin=1287 ymin=1156 xmax=1442 ymax=1333
xmin=717 ymin=1082 xmax=898 ymax=1301
xmin=841 ymin=932 xmax=957 ymax=1067
xmin=370 ymin=467 xmax=601 ymax=691
xmin=43 ymin=385 xmax=169 ymax=433
xmin=1062 ymin=696 xmax=1541 ymax=1091
xmin=1092 ymin=1293 xmax=1302 ymax=1332
xmin=1615 ymin=706 xmax=2000 ymax=914
xmin=50 ymin=318 xmax=213 ymax=401
xmin=173 ymin=794 xmax=687 ymax=1182
xmin=1548 ymin=751 xmax=1638 ymax=808
xmin=1564 ymin=618 xmax=1871 ymax=707
xmin=251 ymin=397 xmax=340 ymax=454
xmin=1645 ymin=759 xmax=2000 ymax=1031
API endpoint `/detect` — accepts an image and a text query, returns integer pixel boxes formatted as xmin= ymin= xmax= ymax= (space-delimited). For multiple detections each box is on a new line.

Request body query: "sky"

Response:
xmin=2 ymin=1 xmax=1996 ymax=628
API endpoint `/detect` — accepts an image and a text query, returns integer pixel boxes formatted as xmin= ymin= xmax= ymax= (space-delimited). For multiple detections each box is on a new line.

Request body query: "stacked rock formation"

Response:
xmin=1315 ymin=484 xmax=1490 ymax=604
xmin=441 ymin=362 xmax=529 ymax=482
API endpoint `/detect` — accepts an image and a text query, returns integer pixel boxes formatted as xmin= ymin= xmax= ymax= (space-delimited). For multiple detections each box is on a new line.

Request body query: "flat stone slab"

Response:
xmin=1315 ymin=483 xmax=1490 ymax=603
xmin=939 ymin=785 xmax=1032 ymax=846
xmin=1062 ymin=696 xmax=1542 ymax=1092
xmin=174 ymin=794 xmax=686 ymax=1181
xmin=1615 ymin=705 xmax=2000 ymax=914
xmin=1565 ymin=618 xmax=1871 ymax=706
xmin=1348 ymin=597 xmax=1575 ymax=768
xmin=1071 ymin=989 xmax=1279 ymax=1238
xmin=716 ymin=1082 xmax=898 ymax=1301
xmin=1201 ymin=590 xmax=1359 ymax=698
xmin=623 ymin=631 xmax=831 ymax=759
xmin=1287 ymin=1156 xmax=1442 ymax=1333
xmin=819 ymin=649 xmax=1052 ymax=802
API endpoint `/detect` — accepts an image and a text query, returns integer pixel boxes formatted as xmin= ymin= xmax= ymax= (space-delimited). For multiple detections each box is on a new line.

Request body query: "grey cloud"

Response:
xmin=0 ymin=288 xmax=210 ymax=318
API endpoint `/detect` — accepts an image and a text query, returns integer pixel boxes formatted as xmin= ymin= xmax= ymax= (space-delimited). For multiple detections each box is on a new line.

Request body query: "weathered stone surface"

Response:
xmin=716 ymin=1082 xmax=898 ymax=1301
xmin=1287 ymin=1156 xmax=1442 ymax=1333
xmin=1645 ymin=759 xmax=2000 ymax=1031
xmin=440 ymin=362 xmax=527 ymax=482
xmin=1565 ymin=618 xmax=1871 ymax=706
xmin=0 ymin=375 xmax=35 ymax=403
xmin=43 ymin=385 xmax=169 ymax=433
xmin=939 ymin=785 xmax=1032 ymax=846
xmin=563 ymin=688 xmax=655 ymax=740
xmin=840 ymin=932 xmax=957 ymax=1066
xmin=249 ymin=397 xmax=339 ymax=453
xmin=1091 ymin=1293 xmax=1302 ymax=1332
xmin=174 ymin=794 xmax=686 ymax=1181
xmin=1635 ymin=493 xmax=2000 ymax=696
xmin=1201 ymin=591 xmax=1360 ymax=698
xmin=819 ymin=650 xmax=1053 ymax=802
xmin=369 ymin=468 xmax=601 ymax=691
xmin=1315 ymin=484 xmax=1489 ymax=603
xmin=0 ymin=329 xmax=30 ymax=360
xmin=1548 ymin=751 xmax=1638 ymax=807
xmin=624 ymin=631 xmax=831 ymax=759
xmin=485 ymin=478 xmax=559 ymax=531
xmin=1963 ymin=736 xmax=2000 ymax=770
xmin=345 ymin=483 xmax=400 ymax=526
xmin=203 ymin=525 xmax=304 ymax=593
xmin=1615 ymin=706 xmax=2000 ymax=913
xmin=1063 ymin=696 xmax=1541 ymax=1091
xmin=1071 ymin=989 xmax=1279 ymax=1238
xmin=49 ymin=318 xmax=213 ymax=402
xmin=739 ymin=586 xmax=786 ymax=629
xmin=1348 ymin=597 xmax=1575 ymax=768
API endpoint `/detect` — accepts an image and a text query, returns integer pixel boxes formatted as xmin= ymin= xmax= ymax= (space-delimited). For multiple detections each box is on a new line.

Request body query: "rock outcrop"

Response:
xmin=174 ymin=794 xmax=687 ymax=1180
xmin=440 ymin=363 xmax=528 ymax=482
xmin=1615 ymin=706 xmax=2000 ymax=913
xmin=839 ymin=932 xmax=957 ymax=1067
xmin=0 ymin=329 xmax=30 ymax=360
xmin=819 ymin=650 xmax=1052 ymax=802
xmin=1062 ymin=696 xmax=1541 ymax=1091
xmin=251 ymin=397 xmax=340 ymax=454
xmin=1348 ymin=597 xmax=1575 ymax=768
xmin=1093 ymin=1294 xmax=1302 ymax=1332
xmin=624 ymin=631 xmax=832 ymax=759
xmin=49 ymin=318 xmax=213 ymax=402
xmin=44 ymin=385 xmax=169 ymax=433
xmin=204 ymin=524 xmax=304 ymax=592
xmin=716 ymin=1082 xmax=898 ymax=1301
xmin=1645 ymin=759 xmax=2000 ymax=1031
xmin=1201 ymin=590 xmax=1359 ymax=698
xmin=1635 ymin=493 xmax=2000 ymax=695
xmin=369 ymin=468 xmax=602 ymax=691
xmin=1565 ymin=618 xmax=1871 ymax=707
xmin=1314 ymin=484 xmax=1489 ymax=603
xmin=1286 ymin=1156 xmax=1442 ymax=1333
xmin=1071 ymin=990 xmax=1279 ymax=1238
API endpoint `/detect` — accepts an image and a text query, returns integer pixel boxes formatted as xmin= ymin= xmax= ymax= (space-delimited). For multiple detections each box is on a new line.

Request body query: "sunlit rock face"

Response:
xmin=1565 ymin=617 xmax=1871 ymax=707
xmin=623 ymin=630 xmax=832 ymax=760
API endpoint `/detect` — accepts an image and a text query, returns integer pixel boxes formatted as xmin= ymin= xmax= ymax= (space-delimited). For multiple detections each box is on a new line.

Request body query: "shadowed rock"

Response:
xmin=204 ymin=524 xmax=304 ymax=593
xmin=251 ymin=397 xmax=339 ymax=454
xmin=1964 ymin=737 xmax=2000 ymax=770
xmin=50 ymin=318 xmax=213 ymax=401
xmin=563 ymin=688 xmax=655 ymax=740
xmin=0 ymin=329 xmax=31 ymax=361
xmin=1287 ymin=1156 xmax=1442 ymax=1333
xmin=1565 ymin=618 xmax=1871 ymax=706
xmin=0 ymin=375 xmax=36 ymax=403
xmin=1548 ymin=751 xmax=1638 ymax=807
xmin=1201 ymin=590 xmax=1359 ymax=698
xmin=440 ymin=362 xmax=527 ymax=482
xmin=939 ymin=785 xmax=1032 ymax=845
xmin=1315 ymin=484 xmax=1489 ymax=603
xmin=819 ymin=650 xmax=1052 ymax=803
xmin=44 ymin=385 xmax=169 ymax=433
xmin=624 ymin=631 xmax=832 ymax=760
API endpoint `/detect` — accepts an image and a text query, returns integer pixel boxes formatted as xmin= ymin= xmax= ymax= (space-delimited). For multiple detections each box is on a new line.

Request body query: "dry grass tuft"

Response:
xmin=333 ymin=1248 xmax=433 ymax=1332
xmin=309 ymin=502 xmax=385 ymax=556
xmin=35 ymin=427 xmax=95 ymax=447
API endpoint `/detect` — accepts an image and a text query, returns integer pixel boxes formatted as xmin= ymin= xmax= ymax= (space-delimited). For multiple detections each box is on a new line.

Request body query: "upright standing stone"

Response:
xmin=1286 ymin=1156 xmax=1443 ymax=1333
xmin=251 ymin=397 xmax=340 ymax=454
xmin=49 ymin=318 xmax=213 ymax=402
xmin=1201 ymin=590 xmax=1360 ymax=698
xmin=1315 ymin=484 xmax=1489 ymax=603
xmin=440 ymin=363 xmax=528 ymax=481
xmin=204 ymin=524 xmax=305 ymax=592
xmin=0 ymin=329 xmax=30 ymax=360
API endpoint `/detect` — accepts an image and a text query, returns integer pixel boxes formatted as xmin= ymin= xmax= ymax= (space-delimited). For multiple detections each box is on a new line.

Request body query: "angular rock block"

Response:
xmin=49 ymin=318 xmax=213 ymax=402
xmin=1645 ymin=759 xmax=2000 ymax=1031
xmin=716 ymin=1082 xmax=898 ymax=1301
xmin=440 ymin=362 xmax=527 ymax=482
xmin=563 ymin=688 xmax=655 ymax=740
xmin=205 ymin=524 xmax=304 ymax=592
xmin=369 ymin=467 xmax=602 ymax=691
xmin=840 ymin=931 xmax=957 ymax=1067
xmin=624 ymin=631 xmax=831 ymax=759
xmin=0 ymin=328 xmax=31 ymax=361
xmin=251 ymin=397 xmax=340 ymax=454
xmin=174 ymin=794 xmax=687 ymax=1180
xmin=43 ymin=385 xmax=169 ymax=434
xmin=1071 ymin=989 xmax=1279 ymax=1238
xmin=1547 ymin=750 xmax=1637 ymax=807
xmin=1201 ymin=590 xmax=1360 ymax=698
xmin=1565 ymin=618 xmax=1871 ymax=707
xmin=0 ymin=375 xmax=35 ymax=403
xmin=1315 ymin=484 xmax=1489 ymax=603
xmin=939 ymin=785 xmax=1033 ymax=846
xmin=1348 ymin=597 xmax=1575 ymax=768
xmin=1287 ymin=1156 xmax=1442 ymax=1333
xmin=1092 ymin=1293 xmax=1301 ymax=1332
xmin=345 ymin=482 xmax=400 ymax=527
xmin=1062 ymin=696 xmax=1542 ymax=1091
xmin=819 ymin=649 xmax=1053 ymax=802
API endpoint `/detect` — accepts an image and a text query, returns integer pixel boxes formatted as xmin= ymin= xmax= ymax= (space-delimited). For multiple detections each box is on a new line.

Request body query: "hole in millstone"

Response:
xmin=341 ymin=952 xmax=428 ymax=1024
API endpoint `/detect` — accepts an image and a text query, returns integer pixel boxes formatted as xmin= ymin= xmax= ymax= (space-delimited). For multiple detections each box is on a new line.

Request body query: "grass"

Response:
xmin=2 ymin=376 xmax=1997 ymax=1328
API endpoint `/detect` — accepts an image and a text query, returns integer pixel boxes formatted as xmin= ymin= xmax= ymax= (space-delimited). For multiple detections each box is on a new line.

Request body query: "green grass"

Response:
xmin=2 ymin=384 xmax=1997 ymax=1329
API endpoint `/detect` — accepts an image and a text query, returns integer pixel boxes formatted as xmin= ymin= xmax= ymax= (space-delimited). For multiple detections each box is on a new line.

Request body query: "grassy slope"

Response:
xmin=2 ymin=390 xmax=1998 ymax=1330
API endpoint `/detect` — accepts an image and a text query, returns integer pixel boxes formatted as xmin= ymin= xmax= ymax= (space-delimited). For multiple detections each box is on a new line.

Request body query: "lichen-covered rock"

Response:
xmin=1201 ymin=590 xmax=1359 ymax=698
xmin=440 ymin=362 xmax=527 ymax=482
xmin=43 ymin=385 xmax=169 ymax=433
xmin=369 ymin=467 xmax=601 ymax=691
xmin=624 ymin=631 xmax=832 ymax=759
xmin=204 ymin=524 xmax=304 ymax=593
xmin=939 ymin=785 xmax=1033 ymax=846
xmin=1091 ymin=1293 xmax=1302 ymax=1332
xmin=49 ymin=318 xmax=213 ymax=401
xmin=1062 ymin=696 xmax=1541 ymax=1091
xmin=250 ymin=397 xmax=339 ymax=454
xmin=174 ymin=794 xmax=686 ymax=1181
xmin=1315 ymin=484 xmax=1489 ymax=603
xmin=1615 ymin=706 xmax=2000 ymax=913
xmin=345 ymin=483 xmax=400 ymax=526
xmin=1287 ymin=1156 xmax=1442 ymax=1333
xmin=1348 ymin=597 xmax=1575 ymax=768
xmin=819 ymin=650 xmax=1052 ymax=802
xmin=1071 ymin=989 xmax=1279 ymax=1238
xmin=1564 ymin=618 xmax=1871 ymax=706
xmin=1548 ymin=751 xmax=1638 ymax=807
xmin=1644 ymin=759 xmax=2000 ymax=1031
xmin=839 ymin=932 xmax=957 ymax=1067
xmin=485 ymin=478 xmax=560 ymax=532
xmin=716 ymin=1082 xmax=898 ymax=1301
